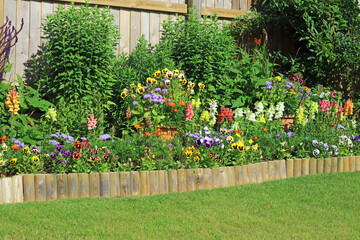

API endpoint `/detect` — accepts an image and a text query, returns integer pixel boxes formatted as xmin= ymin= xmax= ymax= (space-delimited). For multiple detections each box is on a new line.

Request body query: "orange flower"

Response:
xmin=157 ymin=128 xmax=161 ymax=132
xmin=173 ymin=108 xmax=178 ymax=113
xmin=304 ymin=86 xmax=311 ymax=92
xmin=162 ymin=98 xmax=167 ymax=101
xmin=330 ymin=123 xmax=335 ymax=127
xmin=313 ymin=129 xmax=316 ymax=132
xmin=11 ymin=145 xmax=20 ymax=150
xmin=140 ymin=122 xmax=145 ymax=126
xmin=253 ymin=137 xmax=259 ymax=141
xmin=263 ymin=128 xmax=268 ymax=132
xmin=145 ymin=132 xmax=152 ymax=137
xmin=134 ymin=124 xmax=141 ymax=130
xmin=168 ymin=102 xmax=176 ymax=107
xmin=239 ymin=131 xmax=244 ymax=134
xmin=156 ymin=132 xmax=161 ymax=137
xmin=179 ymin=101 xmax=186 ymax=106
xmin=0 ymin=136 xmax=7 ymax=143
xmin=174 ymin=131 xmax=179 ymax=134
xmin=254 ymin=37 xmax=261 ymax=45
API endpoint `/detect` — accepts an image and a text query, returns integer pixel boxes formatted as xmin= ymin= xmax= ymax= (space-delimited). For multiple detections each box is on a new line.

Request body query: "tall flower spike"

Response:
xmin=5 ymin=87 xmax=20 ymax=116
xmin=87 ymin=114 xmax=97 ymax=130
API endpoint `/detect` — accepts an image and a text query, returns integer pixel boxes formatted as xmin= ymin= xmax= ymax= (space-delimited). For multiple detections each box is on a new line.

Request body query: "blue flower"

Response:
xmin=276 ymin=134 xmax=282 ymax=139
xmin=133 ymin=101 xmax=139 ymax=106
xmin=99 ymin=134 xmax=111 ymax=140
xmin=49 ymin=140 xmax=57 ymax=145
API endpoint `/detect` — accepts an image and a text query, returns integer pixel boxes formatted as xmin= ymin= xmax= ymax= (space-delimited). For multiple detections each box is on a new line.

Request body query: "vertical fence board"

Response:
xmin=120 ymin=9 xmax=130 ymax=54
xmin=0 ymin=178 xmax=2 ymax=204
xmin=234 ymin=166 xmax=243 ymax=185
xmin=68 ymin=173 xmax=79 ymax=199
xmin=186 ymin=169 xmax=196 ymax=191
xmin=130 ymin=10 xmax=141 ymax=51
xmin=324 ymin=158 xmax=332 ymax=173
xmin=131 ymin=171 xmax=140 ymax=196
xmin=57 ymin=174 xmax=68 ymax=199
xmin=274 ymin=161 xmax=281 ymax=180
xmin=149 ymin=171 xmax=159 ymax=195
xmin=5 ymin=0 xmax=17 ymax=81
xmin=268 ymin=161 xmax=275 ymax=180
xmin=15 ymin=0 xmax=30 ymax=79
xmin=279 ymin=160 xmax=286 ymax=179
xmin=331 ymin=157 xmax=338 ymax=173
xmin=140 ymin=171 xmax=150 ymax=196
xmin=177 ymin=169 xmax=187 ymax=192
xmin=247 ymin=164 xmax=256 ymax=183
xmin=12 ymin=175 xmax=23 ymax=203
xmin=195 ymin=168 xmax=204 ymax=190
xmin=110 ymin=8 xmax=120 ymax=55
xmin=203 ymin=168 xmax=213 ymax=189
xmin=343 ymin=156 xmax=350 ymax=172
xmin=35 ymin=174 xmax=46 ymax=201
xmin=120 ymin=172 xmax=131 ymax=197
xmin=149 ymin=12 xmax=160 ymax=46
xmin=286 ymin=159 xmax=294 ymax=178
xmin=317 ymin=158 xmax=324 ymax=174
xmin=293 ymin=159 xmax=302 ymax=177
xmin=219 ymin=167 xmax=228 ymax=187
xmin=255 ymin=163 xmax=263 ymax=183
xmin=23 ymin=174 xmax=35 ymax=202
xmin=140 ymin=10 xmax=150 ymax=42
xmin=78 ymin=173 xmax=89 ymax=198
xmin=2 ymin=177 xmax=13 ymax=204
xmin=302 ymin=158 xmax=309 ymax=175
xmin=168 ymin=170 xmax=178 ymax=193
xmin=0 ymin=0 xmax=3 ymax=26
xmin=242 ymin=165 xmax=249 ymax=184
xmin=227 ymin=167 xmax=235 ymax=186
xmin=89 ymin=173 xmax=100 ymax=198
xmin=100 ymin=173 xmax=110 ymax=197
xmin=158 ymin=170 xmax=168 ymax=194
xmin=337 ymin=157 xmax=343 ymax=172
xmin=211 ymin=168 xmax=220 ymax=188
xmin=261 ymin=162 xmax=268 ymax=182
xmin=109 ymin=172 xmax=120 ymax=197
xmin=355 ymin=156 xmax=360 ymax=171
xmin=309 ymin=158 xmax=317 ymax=175
xmin=349 ymin=156 xmax=356 ymax=172
xmin=29 ymin=0 xmax=41 ymax=59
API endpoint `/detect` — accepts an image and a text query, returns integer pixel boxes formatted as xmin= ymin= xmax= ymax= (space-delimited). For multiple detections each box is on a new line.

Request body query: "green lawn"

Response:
xmin=1 ymin=172 xmax=360 ymax=239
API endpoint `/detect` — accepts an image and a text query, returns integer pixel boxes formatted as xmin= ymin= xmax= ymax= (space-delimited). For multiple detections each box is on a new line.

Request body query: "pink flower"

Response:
xmin=330 ymin=91 xmax=335 ymax=98
xmin=185 ymin=104 xmax=194 ymax=121
xmin=87 ymin=114 xmax=97 ymax=130
xmin=318 ymin=100 xmax=330 ymax=114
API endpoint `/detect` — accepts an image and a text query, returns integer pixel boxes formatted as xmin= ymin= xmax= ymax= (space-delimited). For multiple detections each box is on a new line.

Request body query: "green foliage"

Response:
xmin=37 ymin=2 xmax=119 ymax=110
xmin=160 ymin=10 xmax=239 ymax=106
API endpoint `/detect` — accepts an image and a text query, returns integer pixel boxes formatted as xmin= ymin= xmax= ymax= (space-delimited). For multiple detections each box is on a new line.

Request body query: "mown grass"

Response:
xmin=1 ymin=172 xmax=360 ymax=239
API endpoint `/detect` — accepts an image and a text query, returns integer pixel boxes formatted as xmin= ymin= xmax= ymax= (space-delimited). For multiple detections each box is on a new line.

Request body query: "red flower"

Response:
xmin=74 ymin=141 xmax=82 ymax=150
xmin=173 ymin=108 xmax=178 ymax=113
xmin=11 ymin=145 xmax=20 ymax=150
xmin=145 ymin=132 xmax=152 ymax=137
xmin=140 ymin=122 xmax=145 ymax=126
xmin=156 ymin=132 xmax=161 ymax=137
xmin=73 ymin=151 xmax=81 ymax=160
xmin=82 ymin=140 xmax=91 ymax=150
xmin=254 ymin=38 xmax=261 ymax=45
xmin=253 ymin=137 xmax=259 ymax=141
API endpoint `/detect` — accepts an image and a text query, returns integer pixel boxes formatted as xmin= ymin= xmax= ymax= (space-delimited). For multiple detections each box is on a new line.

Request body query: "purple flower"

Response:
xmin=332 ymin=145 xmax=338 ymax=151
xmin=49 ymin=140 xmax=57 ymax=145
xmin=50 ymin=133 xmax=59 ymax=138
xmin=313 ymin=149 xmax=320 ymax=156
xmin=324 ymin=143 xmax=329 ymax=151
xmin=162 ymin=89 xmax=168 ymax=94
xmin=132 ymin=101 xmax=139 ymax=106
xmin=196 ymin=139 xmax=202 ymax=146
xmin=64 ymin=149 xmax=71 ymax=157
xmin=312 ymin=140 xmax=318 ymax=147
xmin=285 ymin=132 xmax=293 ymax=137
xmin=144 ymin=94 xmax=151 ymax=99
xmin=99 ymin=134 xmax=111 ymax=140
xmin=337 ymin=124 xmax=345 ymax=130
xmin=50 ymin=152 xmax=56 ymax=158
xmin=265 ymin=81 xmax=272 ymax=90
xmin=80 ymin=137 xmax=87 ymax=141
xmin=276 ymin=134 xmax=282 ymax=139
xmin=155 ymin=88 xmax=161 ymax=92
xmin=60 ymin=133 xmax=67 ymax=139
xmin=55 ymin=144 xmax=63 ymax=152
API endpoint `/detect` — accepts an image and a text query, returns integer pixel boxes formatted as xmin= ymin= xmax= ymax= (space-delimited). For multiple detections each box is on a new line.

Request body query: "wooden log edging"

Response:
xmin=1 ymin=156 xmax=360 ymax=205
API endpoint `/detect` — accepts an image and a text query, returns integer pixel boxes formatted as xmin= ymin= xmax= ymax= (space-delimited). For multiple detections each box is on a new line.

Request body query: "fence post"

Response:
xmin=158 ymin=170 xmax=168 ymax=194
xmin=293 ymin=159 xmax=302 ymax=177
xmin=100 ymin=172 xmax=110 ymax=197
xmin=149 ymin=171 xmax=159 ymax=195
xmin=286 ymin=159 xmax=294 ymax=178
xmin=0 ymin=178 xmax=2 ymax=204
xmin=317 ymin=158 xmax=324 ymax=174
xmin=187 ymin=0 xmax=202 ymax=17
xmin=186 ymin=169 xmax=196 ymax=191
xmin=12 ymin=175 xmax=23 ymax=203
xmin=109 ymin=172 xmax=120 ymax=197
xmin=2 ymin=177 xmax=13 ymax=204
xmin=168 ymin=170 xmax=178 ymax=193
xmin=203 ymin=168 xmax=213 ymax=189
xmin=35 ymin=174 xmax=46 ymax=201
xmin=234 ymin=166 xmax=243 ymax=185
xmin=324 ymin=158 xmax=332 ymax=173
xmin=349 ymin=156 xmax=356 ymax=172
xmin=255 ymin=163 xmax=263 ymax=183
xmin=331 ymin=157 xmax=338 ymax=173
xmin=68 ymin=173 xmax=79 ymax=199
xmin=195 ymin=168 xmax=204 ymax=190
xmin=355 ymin=156 xmax=360 ymax=171
xmin=120 ymin=172 xmax=131 ymax=197
xmin=261 ymin=162 xmax=269 ymax=182
xmin=309 ymin=158 xmax=317 ymax=175
xmin=177 ymin=169 xmax=187 ymax=192
xmin=302 ymin=158 xmax=309 ymax=175
xmin=140 ymin=171 xmax=150 ymax=196
xmin=78 ymin=173 xmax=89 ymax=198
xmin=23 ymin=174 xmax=35 ymax=202
xmin=89 ymin=173 xmax=100 ymax=198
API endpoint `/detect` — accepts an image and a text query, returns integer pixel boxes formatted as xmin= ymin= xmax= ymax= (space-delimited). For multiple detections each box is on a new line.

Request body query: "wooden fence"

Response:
xmin=0 ymin=0 xmax=251 ymax=82
xmin=1 ymin=156 xmax=360 ymax=204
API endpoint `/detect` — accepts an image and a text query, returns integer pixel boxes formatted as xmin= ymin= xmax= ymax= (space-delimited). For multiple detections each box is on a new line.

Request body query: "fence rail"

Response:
xmin=1 ymin=156 xmax=360 ymax=205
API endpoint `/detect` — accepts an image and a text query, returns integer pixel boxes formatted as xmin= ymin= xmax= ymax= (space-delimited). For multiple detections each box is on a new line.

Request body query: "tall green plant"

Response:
xmin=38 ymin=2 xmax=119 ymax=110
xmin=160 ymin=10 xmax=239 ymax=106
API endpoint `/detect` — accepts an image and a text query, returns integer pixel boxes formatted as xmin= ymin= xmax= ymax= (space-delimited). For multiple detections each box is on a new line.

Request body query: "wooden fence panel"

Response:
xmin=234 ymin=166 xmax=243 ymax=185
xmin=109 ymin=172 xmax=120 ymax=197
xmin=302 ymin=158 xmax=309 ymax=175
xmin=100 ymin=173 xmax=110 ymax=197
xmin=274 ymin=160 xmax=281 ymax=180
xmin=324 ymin=158 xmax=332 ymax=173
xmin=268 ymin=161 xmax=275 ymax=180
xmin=177 ymin=169 xmax=187 ymax=192
xmin=293 ymin=159 xmax=302 ymax=177
xmin=195 ymin=168 xmax=204 ymax=190
xmin=343 ymin=156 xmax=350 ymax=172
xmin=149 ymin=170 xmax=159 ymax=195
xmin=131 ymin=171 xmax=140 ymax=196
xmin=120 ymin=172 xmax=131 ymax=196
xmin=12 ymin=175 xmax=23 ymax=203
xmin=89 ymin=173 xmax=100 ymax=198
xmin=356 ymin=156 xmax=360 ymax=171
xmin=211 ymin=167 xmax=220 ymax=188
xmin=2 ymin=177 xmax=13 ymax=204
xmin=309 ymin=158 xmax=317 ymax=175
xmin=286 ymin=159 xmax=294 ymax=178
xmin=331 ymin=157 xmax=338 ymax=173
xmin=186 ymin=169 xmax=196 ymax=191
xmin=227 ymin=167 xmax=235 ymax=186
xmin=337 ymin=157 xmax=343 ymax=172
xmin=57 ymin=174 xmax=68 ymax=199
xmin=140 ymin=171 xmax=150 ymax=195
xmin=317 ymin=158 xmax=324 ymax=174
xmin=255 ymin=163 xmax=262 ymax=183
xmin=203 ymin=168 xmax=213 ymax=189
xmin=35 ymin=174 xmax=46 ymax=201
xmin=78 ymin=173 xmax=89 ymax=198
xmin=349 ymin=156 xmax=356 ymax=172
xmin=168 ymin=170 xmax=178 ymax=192
xmin=23 ymin=174 xmax=35 ymax=202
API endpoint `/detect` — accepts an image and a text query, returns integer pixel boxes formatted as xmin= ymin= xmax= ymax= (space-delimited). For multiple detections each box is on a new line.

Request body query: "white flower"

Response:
xmin=234 ymin=108 xmax=244 ymax=119
xmin=254 ymin=101 xmax=264 ymax=115
xmin=274 ymin=102 xmax=285 ymax=119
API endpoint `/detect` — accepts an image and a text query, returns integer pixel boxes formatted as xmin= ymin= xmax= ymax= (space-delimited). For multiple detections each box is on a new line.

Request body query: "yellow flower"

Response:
xmin=173 ymin=69 xmax=179 ymax=75
xmin=121 ymin=92 xmax=127 ymax=99
xmin=151 ymin=78 xmax=157 ymax=85
xmin=10 ymin=158 xmax=17 ymax=165
xmin=162 ymin=68 xmax=169 ymax=75
xmin=130 ymin=83 xmax=136 ymax=88
xmin=0 ymin=160 xmax=4 ymax=166
xmin=198 ymin=82 xmax=205 ymax=89
xmin=231 ymin=143 xmax=238 ymax=150
xmin=137 ymin=87 xmax=145 ymax=94
xmin=252 ymin=144 xmax=258 ymax=152
xmin=137 ymin=83 xmax=142 ymax=88
xmin=194 ymin=155 xmax=200 ymax=163
xmin=248 ymin=139 xmax=253 ymax=145
xmin=146 ymin=77 xmax=152 ymax=84
xmin=275 ymin=76 xmax=281 ymax=81
xmin=32 ymin=156 xmax=40 ymax=162
xmin=23 ymin=147 xmax=31 ymax=154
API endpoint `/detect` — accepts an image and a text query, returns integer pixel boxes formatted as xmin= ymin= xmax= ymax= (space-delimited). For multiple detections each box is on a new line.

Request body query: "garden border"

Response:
xmin=1 ymin=156 xmax=360 ymax=204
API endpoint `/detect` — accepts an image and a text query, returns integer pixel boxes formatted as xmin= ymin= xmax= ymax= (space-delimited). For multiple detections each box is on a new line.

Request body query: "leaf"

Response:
xmin=208 ymin=84 xmax=216 ymax=92
xmin=232 ymin=96 xmax=245 ymax=108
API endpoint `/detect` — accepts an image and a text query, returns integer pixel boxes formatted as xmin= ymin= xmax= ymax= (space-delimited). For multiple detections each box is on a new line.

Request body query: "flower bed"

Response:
xmin=1 ymin=156 xmax=359 ymax=205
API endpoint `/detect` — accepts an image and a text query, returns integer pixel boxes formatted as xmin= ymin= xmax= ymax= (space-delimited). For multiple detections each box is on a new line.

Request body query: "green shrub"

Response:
xmin=160 ymin=10 xmax=240 ymax=106
xmin=37 ymin=2 xmax=119 ymax=110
